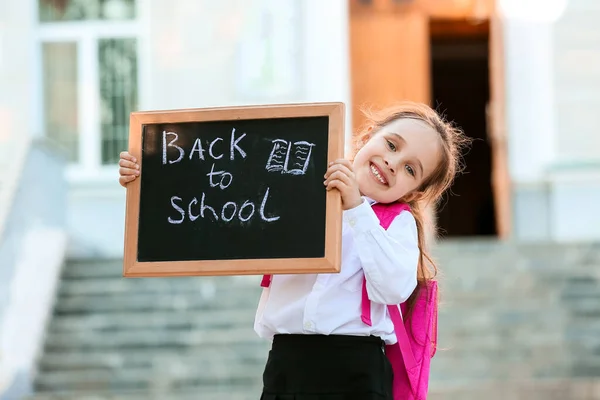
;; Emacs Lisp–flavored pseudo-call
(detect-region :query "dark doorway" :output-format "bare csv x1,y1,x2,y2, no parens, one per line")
430,19,496,236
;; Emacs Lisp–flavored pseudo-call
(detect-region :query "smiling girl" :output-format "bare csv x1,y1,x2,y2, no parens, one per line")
118,101,469,399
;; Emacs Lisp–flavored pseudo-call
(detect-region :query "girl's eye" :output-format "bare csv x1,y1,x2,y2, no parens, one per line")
405,165,415,177
386,140,396,151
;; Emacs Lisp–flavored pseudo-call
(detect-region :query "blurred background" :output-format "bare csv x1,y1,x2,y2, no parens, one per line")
1,0,599,399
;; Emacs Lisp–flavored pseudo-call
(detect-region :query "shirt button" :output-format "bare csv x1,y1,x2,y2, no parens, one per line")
304,321,313,330
348,218,356,227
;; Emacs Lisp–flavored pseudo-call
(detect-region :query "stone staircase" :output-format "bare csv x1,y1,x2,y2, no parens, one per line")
429,240,600,400
31,260,268,399
29,240,600,400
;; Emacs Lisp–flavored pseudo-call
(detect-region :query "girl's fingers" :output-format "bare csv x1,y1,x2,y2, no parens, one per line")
324,170,352,187
324,163,354,180
333,158,353,170
325,179,345,191
119,167,140,177
118,151,138,188
120,151,137,163
119,159,139,169
119,175,136,187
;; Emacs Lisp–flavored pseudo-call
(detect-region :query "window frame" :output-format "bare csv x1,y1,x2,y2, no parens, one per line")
37,6,143,183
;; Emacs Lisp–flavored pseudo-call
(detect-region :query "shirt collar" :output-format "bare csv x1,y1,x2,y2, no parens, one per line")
364,196,378,205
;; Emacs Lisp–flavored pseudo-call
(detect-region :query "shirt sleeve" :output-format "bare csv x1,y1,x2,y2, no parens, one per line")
343,199,419,305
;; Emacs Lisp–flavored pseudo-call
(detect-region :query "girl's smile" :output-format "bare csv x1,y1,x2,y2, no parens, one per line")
369,162,388,186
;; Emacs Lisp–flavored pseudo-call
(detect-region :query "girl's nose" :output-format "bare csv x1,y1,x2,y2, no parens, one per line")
383,159,396,175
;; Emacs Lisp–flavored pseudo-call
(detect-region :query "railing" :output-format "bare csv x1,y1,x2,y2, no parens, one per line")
0,136,68,400
0,134,32,243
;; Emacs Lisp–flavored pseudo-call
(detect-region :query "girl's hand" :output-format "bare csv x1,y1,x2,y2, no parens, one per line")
324,159,362,210
118,151,140,187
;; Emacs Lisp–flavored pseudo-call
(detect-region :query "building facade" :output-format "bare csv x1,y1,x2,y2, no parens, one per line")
1,1,600,398
0,0,598,251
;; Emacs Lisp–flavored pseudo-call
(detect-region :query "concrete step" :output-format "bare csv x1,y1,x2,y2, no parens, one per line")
434,241,600,273
28,387,263,400
53,288,262,315
57,275,260,296
48,309,256,334
43,326,263,352
562,277,600,318
34,362,263,393
37,346,269,373
431,347,572,383
437,309,568,340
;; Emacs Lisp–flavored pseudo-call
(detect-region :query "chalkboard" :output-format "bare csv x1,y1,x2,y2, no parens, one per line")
123,103,344,277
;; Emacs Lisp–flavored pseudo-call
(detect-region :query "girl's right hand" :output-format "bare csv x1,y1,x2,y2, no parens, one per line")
118,151,140,187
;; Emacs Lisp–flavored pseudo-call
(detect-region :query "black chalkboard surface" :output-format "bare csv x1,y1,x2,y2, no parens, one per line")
123,103,344,277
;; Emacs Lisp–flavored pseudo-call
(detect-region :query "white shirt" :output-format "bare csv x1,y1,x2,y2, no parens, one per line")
254,197,419,344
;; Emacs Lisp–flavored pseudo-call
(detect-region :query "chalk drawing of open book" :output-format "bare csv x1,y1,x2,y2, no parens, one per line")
265,139,316,175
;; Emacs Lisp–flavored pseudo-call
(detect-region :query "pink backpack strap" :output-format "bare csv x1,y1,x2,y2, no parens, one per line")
363,202,420,397
361,202,411,325
360,279,372,325
387,304,418,370
261,274,271,288
371,202,411,230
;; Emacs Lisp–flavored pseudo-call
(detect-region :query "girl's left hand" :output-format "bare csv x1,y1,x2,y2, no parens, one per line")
324,159,362,210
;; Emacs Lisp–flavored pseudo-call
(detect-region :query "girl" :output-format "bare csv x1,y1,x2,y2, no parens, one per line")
118,102,469,400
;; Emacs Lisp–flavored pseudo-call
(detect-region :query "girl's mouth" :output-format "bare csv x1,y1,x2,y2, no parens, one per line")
369,162,388,186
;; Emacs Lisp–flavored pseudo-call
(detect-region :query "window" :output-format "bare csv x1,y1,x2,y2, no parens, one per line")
38,0,138,173
39,0,136,22
99,38,137,164
42,42,79,162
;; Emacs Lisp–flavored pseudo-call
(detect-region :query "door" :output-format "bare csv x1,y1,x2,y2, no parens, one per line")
349,0,430,131
487,12,511,239
348,0,510,238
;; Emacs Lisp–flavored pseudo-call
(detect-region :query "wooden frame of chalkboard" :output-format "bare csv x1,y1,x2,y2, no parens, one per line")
123,102,345,277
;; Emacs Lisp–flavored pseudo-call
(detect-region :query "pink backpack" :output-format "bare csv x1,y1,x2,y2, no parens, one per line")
367,202,438,400
260,202,438,400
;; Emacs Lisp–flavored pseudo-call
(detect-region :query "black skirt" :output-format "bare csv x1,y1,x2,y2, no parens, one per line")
260,334,393,400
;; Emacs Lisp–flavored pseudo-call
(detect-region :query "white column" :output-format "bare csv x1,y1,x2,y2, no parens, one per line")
504,18,556,184
0,0,37,139
78,34,101,171
300,0,352,153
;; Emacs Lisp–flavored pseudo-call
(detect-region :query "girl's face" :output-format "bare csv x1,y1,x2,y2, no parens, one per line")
353,118,443,204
